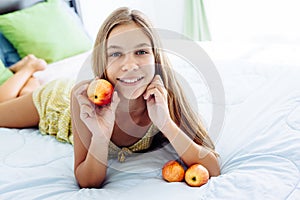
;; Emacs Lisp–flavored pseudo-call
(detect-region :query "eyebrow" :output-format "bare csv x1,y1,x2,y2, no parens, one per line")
107,43,152,51
135,43,152,48
107,45,122,50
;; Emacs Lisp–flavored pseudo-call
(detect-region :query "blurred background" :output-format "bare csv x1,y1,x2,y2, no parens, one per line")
79,0,300,44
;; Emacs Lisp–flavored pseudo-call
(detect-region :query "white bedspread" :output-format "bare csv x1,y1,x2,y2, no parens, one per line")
0,42,299,199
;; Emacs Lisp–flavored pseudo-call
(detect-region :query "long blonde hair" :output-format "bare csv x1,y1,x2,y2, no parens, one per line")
92,7,217,155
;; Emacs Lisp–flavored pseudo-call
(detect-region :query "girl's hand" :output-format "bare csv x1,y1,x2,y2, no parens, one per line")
143,75,171,131
74,81,120,139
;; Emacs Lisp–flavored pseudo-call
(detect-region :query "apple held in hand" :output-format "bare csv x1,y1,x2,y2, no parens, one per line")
185,164,209,187
162,160,185,182
87,79,114,106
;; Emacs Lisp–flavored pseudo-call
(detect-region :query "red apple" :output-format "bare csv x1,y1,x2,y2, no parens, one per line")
87,79,114,106
162,160,185,182
185,164,209,187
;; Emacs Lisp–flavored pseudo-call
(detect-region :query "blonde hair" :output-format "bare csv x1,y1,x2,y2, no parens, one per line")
92,7,217,156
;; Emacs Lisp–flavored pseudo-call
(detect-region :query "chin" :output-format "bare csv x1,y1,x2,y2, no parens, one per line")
119,86,147,100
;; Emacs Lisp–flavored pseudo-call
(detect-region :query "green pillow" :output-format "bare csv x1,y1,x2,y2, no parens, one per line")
0,59,13,85
0,0,92,63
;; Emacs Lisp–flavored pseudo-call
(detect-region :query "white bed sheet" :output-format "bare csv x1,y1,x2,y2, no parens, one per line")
1,42,300,199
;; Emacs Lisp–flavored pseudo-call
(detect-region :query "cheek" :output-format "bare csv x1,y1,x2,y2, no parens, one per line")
142,56,156,75
106,66,117,85
146,69,155,83
144,62,156,81
107,77,115,87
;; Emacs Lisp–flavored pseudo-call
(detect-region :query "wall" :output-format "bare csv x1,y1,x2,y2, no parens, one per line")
79,0,185,41
205,0,300,43
79,0,300,43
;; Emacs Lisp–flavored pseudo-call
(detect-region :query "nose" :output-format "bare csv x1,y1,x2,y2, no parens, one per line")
121,53,139,71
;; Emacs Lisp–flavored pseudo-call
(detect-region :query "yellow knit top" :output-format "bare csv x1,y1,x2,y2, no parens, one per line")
33,79,160,162
108,124,159,162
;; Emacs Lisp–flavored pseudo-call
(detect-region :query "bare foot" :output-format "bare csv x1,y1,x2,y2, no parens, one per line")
26,57,47,72
9,54,47,74
8,55,32,73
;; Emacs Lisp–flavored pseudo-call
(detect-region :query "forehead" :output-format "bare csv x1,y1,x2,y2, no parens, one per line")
107,22,151,49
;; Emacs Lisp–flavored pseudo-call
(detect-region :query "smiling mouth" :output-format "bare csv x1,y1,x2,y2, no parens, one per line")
117,76,144,84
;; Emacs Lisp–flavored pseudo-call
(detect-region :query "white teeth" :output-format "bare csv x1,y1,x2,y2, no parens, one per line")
119,77,143,83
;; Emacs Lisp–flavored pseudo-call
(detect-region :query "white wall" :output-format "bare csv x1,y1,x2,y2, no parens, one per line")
79,0,185,42
205,0,300,43
79,0,300,44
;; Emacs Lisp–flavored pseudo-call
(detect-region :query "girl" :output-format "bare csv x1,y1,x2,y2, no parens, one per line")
71,7,220,188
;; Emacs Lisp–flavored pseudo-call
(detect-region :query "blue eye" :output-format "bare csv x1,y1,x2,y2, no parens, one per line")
110,52,122,57
136,50,148,55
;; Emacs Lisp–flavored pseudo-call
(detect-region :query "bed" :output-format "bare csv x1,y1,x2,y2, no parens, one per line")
1,1,300,199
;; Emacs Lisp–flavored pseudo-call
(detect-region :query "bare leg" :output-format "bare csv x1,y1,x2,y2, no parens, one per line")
0,55,47,102
8,55,31,73
0,93,39,128
0,68,36,102
19,77,41,96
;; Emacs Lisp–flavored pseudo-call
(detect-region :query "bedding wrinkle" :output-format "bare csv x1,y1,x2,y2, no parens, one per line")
286,103,300,131
0,128,25,167
218,154,299,200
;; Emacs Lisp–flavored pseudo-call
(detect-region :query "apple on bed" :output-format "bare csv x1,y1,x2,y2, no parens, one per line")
162,160,185,182
184,164,209,187
87,79,114,106
162,160,209,187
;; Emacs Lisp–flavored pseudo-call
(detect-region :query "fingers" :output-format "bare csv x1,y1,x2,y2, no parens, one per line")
74,82,89,97
78,85,119,118
75,84,97,122
143,87,159,100
144,75,167,100
74,82,94,110
77,94,91,106
80,104,94,120
110,91,120,112
151,74,164,88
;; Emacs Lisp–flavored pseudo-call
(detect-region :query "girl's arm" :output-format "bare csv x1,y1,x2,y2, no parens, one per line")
144,75,220,177
71,81,119,188
72,125,110,188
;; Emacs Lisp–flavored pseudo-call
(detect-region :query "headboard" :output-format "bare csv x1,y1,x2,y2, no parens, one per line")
0,0,81,18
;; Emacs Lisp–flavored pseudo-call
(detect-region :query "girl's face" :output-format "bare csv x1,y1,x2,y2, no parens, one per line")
106,22,155,100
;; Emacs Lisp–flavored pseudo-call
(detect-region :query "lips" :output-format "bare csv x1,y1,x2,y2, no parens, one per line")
117,76,144,84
